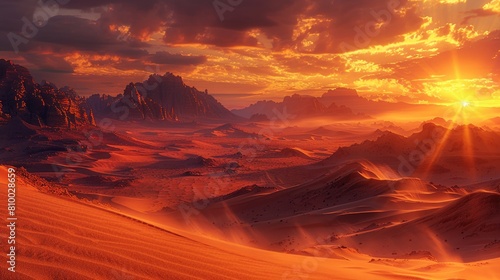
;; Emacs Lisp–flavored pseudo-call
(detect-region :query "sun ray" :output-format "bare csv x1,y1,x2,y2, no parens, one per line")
462,124,477,180
451,49,462,81
419,108,462,179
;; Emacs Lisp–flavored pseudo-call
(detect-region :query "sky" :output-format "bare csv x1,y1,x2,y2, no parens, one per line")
0,0,499,109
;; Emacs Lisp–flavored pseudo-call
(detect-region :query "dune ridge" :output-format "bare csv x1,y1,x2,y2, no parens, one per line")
2,166,500,279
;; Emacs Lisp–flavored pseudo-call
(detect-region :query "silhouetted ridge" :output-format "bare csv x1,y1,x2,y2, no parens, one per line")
232,93,369,120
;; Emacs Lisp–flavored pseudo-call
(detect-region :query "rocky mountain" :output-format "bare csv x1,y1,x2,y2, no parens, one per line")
320,87,360,106
0,59,95,128
234,87,448,120
87,73,236,121
323,123,500,184
232,93,369,120
232,100,279,119
0,59,237,126
320,88,447,117
86,83,177,121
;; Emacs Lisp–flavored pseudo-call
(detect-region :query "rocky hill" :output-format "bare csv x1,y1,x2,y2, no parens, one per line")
232,93,369,120
0,59,237,126
323,123,500,184
0,59,95,128
87,73,236,121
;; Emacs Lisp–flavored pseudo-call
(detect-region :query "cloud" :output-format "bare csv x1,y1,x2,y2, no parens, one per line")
354,78,410,94
0,11,150,58
0,0,496,103
0,0,38,33
69,0,427,54
425,0,466,4
0,0,428,64
149,51,207,65
462,0,500,24
484,0,500,13
288,0,425,53
33,16,149,58
274,54,346,75
361,32,500,100
21,53,74,73
0,2,208,81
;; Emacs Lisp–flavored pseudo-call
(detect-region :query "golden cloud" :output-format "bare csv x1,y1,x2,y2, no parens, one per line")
484,0,500,13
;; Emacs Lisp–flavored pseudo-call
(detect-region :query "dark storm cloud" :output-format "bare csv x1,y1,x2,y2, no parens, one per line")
58,0,425,53
35,16,116,48
157,0,424,53
0,0,150,58
22,15,149,58
296,0,424,53
0,0,37,32
63,0,159,11
1,0,426,57
161,0,301,47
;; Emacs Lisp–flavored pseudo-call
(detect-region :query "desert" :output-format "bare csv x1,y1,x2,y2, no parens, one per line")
1,1,500,279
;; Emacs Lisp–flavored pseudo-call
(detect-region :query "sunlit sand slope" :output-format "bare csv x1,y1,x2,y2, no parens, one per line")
1,166,499,280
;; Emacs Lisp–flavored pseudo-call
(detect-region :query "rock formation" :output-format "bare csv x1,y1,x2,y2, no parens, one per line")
0,59,95,128
232,93,369,120
88,73,236,121
0,59,236,126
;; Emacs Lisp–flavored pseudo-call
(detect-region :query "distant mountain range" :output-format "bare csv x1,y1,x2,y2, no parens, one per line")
232,93,371,120
323,122,500,184
233,87,449,120
1,58,493,129
0,59,237,127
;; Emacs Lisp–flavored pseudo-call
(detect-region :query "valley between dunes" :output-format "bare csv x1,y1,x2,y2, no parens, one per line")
1,166,499,280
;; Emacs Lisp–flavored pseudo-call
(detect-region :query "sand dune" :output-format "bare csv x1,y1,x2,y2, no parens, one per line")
261,148,313,159
197,123,260,138
0,166,323,279
1,109,500,279
170,160,499,266
306,126,358,138
336,191,500,262
325,123,500,185
2,167,500,279
5,166,499,279
99,132,161,149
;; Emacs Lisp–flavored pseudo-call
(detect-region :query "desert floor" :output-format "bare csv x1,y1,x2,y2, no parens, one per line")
1,119,499,279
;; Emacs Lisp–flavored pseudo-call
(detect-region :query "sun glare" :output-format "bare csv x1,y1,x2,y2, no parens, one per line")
449,98,486,125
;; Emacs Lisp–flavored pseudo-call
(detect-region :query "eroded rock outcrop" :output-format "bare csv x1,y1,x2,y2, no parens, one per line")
0,59,95,128
88,73,235,121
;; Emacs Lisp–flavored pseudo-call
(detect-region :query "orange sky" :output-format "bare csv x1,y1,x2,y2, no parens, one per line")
0,0,499,108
